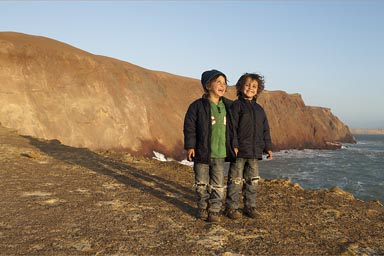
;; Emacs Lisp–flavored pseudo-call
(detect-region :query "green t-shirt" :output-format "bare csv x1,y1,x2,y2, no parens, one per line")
210,99,227,158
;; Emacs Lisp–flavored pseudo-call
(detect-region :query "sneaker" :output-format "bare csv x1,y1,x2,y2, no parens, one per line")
196,209,208,220
207,211,221,222
243,207,260,219
225,208,242,220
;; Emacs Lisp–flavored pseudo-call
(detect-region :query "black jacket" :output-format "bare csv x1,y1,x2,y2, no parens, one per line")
231,97,272,159
183,96,235,164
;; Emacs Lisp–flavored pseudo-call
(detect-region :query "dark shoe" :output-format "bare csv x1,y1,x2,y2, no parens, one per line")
243,207,260,219
207,211,221,222
225,208,242,220
196,208,208,220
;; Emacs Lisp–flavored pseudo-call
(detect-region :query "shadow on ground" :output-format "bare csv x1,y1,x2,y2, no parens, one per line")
23,136,196,217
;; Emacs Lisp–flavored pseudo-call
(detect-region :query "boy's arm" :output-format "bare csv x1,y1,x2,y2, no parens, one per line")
183,103,197,159
230,102,240,149
263,113,273,154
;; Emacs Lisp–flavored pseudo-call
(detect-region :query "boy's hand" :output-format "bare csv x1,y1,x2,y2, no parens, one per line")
266,150,273,159
187,149,195,161
234,147,238,156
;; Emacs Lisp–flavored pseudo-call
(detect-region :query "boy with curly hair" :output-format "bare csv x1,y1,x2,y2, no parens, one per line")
225,73,273,219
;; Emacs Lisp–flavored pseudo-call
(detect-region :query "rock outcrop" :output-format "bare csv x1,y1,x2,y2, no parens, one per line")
0,32,355,159
350,128,384,135
225,88,355,150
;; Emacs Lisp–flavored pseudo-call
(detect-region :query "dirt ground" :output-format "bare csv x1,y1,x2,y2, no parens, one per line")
0,125,383,256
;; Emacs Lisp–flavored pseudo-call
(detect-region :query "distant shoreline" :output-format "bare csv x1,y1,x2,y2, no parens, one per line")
350,128,384,135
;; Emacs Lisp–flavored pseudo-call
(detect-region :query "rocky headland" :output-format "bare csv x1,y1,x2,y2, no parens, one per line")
350,128,384,135
0,32,355,160
0,125,383,255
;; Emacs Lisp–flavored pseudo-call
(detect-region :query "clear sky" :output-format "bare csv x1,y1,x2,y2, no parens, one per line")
1,1,383,128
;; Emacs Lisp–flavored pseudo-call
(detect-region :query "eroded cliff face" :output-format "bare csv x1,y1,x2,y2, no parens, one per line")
256,91,355,150
224,88,355,150
0,32,355,159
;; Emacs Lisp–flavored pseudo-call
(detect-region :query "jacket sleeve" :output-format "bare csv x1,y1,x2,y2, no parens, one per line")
230,101,240,149
263,112,273,152
183,102,197,150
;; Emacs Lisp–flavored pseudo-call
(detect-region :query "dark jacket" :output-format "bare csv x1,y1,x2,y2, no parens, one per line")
231,97,272,159
183,96,235,164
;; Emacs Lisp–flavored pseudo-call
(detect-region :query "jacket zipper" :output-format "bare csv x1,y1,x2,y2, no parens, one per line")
249,100,256,157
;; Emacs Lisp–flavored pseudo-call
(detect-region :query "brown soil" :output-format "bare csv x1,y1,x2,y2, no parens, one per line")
0,125,383,256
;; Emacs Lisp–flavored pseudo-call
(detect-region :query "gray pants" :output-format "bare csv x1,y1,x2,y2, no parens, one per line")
193,158,225,213
226,158,260,209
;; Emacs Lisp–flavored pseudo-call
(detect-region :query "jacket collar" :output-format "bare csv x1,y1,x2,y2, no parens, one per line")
239,95,257,103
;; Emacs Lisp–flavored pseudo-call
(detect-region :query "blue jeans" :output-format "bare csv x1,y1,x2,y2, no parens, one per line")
193,158,225,213
226,158,260,209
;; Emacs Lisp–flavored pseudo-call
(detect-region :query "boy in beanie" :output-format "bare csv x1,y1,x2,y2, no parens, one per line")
225,73,272,220
183,69,235,222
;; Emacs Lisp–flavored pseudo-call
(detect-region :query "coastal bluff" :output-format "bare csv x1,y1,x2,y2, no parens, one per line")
350,128,384,135
0,32,355,159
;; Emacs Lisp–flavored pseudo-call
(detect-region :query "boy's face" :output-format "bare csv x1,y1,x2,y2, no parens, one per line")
243,77,258,100
207,75,227,98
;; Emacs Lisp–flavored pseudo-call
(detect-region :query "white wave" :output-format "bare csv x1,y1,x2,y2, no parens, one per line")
273,149,328,159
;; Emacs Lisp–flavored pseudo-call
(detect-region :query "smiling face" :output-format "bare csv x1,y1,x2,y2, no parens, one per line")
207,75,227,101
242,77,258,100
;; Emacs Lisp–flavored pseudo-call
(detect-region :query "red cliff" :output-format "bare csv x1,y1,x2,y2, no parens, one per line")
0,32,355,159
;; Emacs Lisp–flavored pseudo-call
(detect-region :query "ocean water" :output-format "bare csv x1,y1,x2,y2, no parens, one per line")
259,134,384,203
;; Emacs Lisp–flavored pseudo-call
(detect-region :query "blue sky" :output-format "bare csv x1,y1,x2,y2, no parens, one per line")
1,1,383,128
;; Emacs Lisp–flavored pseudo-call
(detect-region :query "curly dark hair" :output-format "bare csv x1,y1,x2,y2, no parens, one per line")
236,73,265,99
